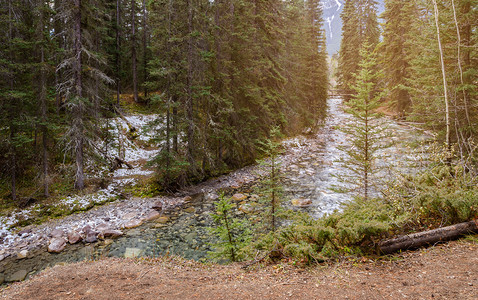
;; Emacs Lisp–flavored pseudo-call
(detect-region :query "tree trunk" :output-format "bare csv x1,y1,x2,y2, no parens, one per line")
39,9,49,197
432,0,451,153
8,0,16,202
142,0,148,98
173,99,178,153
379,221,478,254
451,0,471,134
54,0,62,113
131,0,138,103
74,0,85,190
116,0,121,105
186,0,195,172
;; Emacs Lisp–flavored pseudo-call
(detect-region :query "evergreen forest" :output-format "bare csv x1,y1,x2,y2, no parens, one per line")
0,0,477,280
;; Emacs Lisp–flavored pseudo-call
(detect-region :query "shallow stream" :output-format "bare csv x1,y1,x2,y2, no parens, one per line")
0,97,430,284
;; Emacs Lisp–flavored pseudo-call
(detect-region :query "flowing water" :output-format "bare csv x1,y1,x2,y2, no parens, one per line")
0,97,430,283
282,97,430,218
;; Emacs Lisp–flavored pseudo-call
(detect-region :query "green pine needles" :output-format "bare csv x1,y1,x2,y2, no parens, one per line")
208,193,251,262
336,43,389,200
256,126,285,233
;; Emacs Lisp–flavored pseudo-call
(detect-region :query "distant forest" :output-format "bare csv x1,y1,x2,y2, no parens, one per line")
0,0,328,200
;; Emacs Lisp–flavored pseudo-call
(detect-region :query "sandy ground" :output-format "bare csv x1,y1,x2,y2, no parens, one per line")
1,238,477,300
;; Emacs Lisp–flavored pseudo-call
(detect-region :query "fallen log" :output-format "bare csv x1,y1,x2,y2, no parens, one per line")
379,220,478,254
110,157,134,171
114,106,137,133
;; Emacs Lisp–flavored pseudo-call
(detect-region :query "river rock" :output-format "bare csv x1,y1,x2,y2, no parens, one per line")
205,192,219,201
183,196,193,202
103,239,114,246
16,250,28,259
291,198,312,207
123,219,143,229
85,231,98,243
50,229,64,238
6,269,27,282
152,201,163,210
184,232,197,242
0,273,4,284
157,216,171,223
96,223,110,232
68,230,82,244
82,225,92,234
17,228,32,236
103,229,123,238
48,238,67,253
184,207,195,213
239,203,256,214
249,194,260,201
231,193,247,202
123,212,137,220
145,210,161,221
124,248,142,258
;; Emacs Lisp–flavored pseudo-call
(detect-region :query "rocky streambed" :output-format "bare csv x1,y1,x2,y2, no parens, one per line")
0,97,430,285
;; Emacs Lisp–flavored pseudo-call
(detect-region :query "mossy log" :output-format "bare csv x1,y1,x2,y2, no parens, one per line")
379,220,478,254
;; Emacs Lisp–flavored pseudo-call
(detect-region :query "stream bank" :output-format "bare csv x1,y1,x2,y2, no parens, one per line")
0,97,430,284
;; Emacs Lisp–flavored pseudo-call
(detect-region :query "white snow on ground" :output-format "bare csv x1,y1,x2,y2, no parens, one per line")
0,113,165,252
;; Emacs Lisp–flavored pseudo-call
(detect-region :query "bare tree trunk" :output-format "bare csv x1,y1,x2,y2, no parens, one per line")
116,0,121,105
432,0,451,153
173,99,178,153
451,0,471,133
39,7,49,197
167,0,178,154
131,0,138,103
271,157,276,232
94,10,100,118
54,0,62,114
74,0,85,190
186,0,195,172
10,128,17,202
8,0,16,202
364,94,369,201
142,0,148,98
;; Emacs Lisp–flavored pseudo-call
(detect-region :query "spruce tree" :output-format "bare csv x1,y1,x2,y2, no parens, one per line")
381,0,415,117
337,43,387,200
56,0,113,189
337,0,380,101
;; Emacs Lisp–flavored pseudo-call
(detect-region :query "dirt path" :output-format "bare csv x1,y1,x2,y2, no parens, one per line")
2,238,477,300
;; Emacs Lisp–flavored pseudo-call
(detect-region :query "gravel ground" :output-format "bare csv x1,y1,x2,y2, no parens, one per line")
1,238,477,300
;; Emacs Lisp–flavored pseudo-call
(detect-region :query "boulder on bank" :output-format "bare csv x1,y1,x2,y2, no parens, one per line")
85,231,99,243
152,201,163,210
96,223,110,232
50,229,64,238
48,238,67,253
6,269,27,282
123,219,143,229
68,230,82,244
291,198,312,207
145,210,161,221
16,250,29,259
231,193,247,202
103,230,123,238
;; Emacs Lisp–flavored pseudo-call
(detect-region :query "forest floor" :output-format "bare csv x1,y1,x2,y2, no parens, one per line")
1,237,477,300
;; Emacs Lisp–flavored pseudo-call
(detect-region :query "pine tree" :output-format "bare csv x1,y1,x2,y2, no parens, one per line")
337,0,380,101
406,0,477,154
337,43,388,200
208,193,251,262
380,0,415,117
56,0,113,189
256,126,284,233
